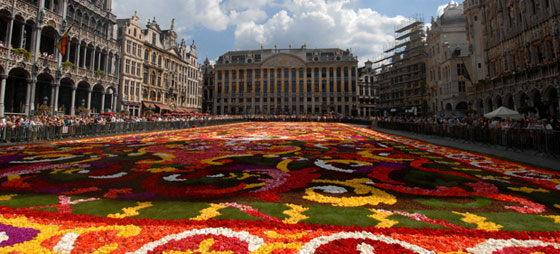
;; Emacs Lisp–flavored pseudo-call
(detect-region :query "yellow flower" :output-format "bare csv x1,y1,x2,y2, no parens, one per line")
107,202,153,219
453,212,503,231
507,186,549,193
192,203,227,220
368,209,398,228
282,204,309,224
303,178,397,207
0,194,17,201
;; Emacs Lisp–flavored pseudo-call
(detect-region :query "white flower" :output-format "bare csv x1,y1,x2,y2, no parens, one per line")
300,231,433,254
311,185,348,194
127,227,264,254
467,239,560,254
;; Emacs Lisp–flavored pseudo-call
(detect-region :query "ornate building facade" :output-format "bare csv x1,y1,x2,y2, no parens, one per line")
139,18,202,114
464,0,559,118
0,0,120,117
201,56,213,114
426,3,471,115
357,60,376,117
116,11,143,116
374,16,428,116
212,47,358,116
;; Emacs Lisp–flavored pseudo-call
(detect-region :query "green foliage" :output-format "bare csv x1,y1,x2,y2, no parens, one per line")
63,61,78,70
415,197,492,209
11,47,33,60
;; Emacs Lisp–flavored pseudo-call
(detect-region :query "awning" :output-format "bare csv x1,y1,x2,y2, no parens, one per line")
123,102,141,107
142,102,156,109
154,103,172,111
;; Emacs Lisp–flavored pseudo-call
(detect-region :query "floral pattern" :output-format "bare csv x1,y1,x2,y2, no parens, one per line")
0,122,558,252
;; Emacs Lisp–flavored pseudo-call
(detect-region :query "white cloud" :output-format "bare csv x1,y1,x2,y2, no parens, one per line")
113,0,408,65
233,0,406,64
436,1,457,17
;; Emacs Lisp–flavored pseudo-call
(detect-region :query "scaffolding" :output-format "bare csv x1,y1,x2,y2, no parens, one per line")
374,14,428,115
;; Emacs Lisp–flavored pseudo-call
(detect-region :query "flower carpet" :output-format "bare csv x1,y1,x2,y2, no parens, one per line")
0,122,558,253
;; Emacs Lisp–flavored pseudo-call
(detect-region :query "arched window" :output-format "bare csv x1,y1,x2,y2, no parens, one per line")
152,53,156,64
151,72,156,85
144,50,148,61
158,55,162,66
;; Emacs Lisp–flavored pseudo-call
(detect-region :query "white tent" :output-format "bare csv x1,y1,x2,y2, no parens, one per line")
484,106,523,120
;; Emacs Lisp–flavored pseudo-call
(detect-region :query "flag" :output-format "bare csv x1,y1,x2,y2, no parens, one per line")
56,26,71,57
462,63,472,83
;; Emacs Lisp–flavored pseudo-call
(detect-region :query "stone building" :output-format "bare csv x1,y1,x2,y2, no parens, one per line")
139,17,202,115
116,11,143,116
357,60,376,117
374,15,428,116
464,0,559,118
426,3,471,116
0,0,120,117
212,47,358,116
201,56,213,114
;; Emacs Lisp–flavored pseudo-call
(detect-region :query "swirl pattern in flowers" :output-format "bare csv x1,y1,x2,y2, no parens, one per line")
0,122,558,253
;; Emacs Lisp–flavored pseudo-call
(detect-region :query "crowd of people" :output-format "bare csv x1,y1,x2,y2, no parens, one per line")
0,114,247,129
375,115,560,131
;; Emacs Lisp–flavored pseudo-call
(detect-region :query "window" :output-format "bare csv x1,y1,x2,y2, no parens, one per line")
458,81,466,93
151,72,156,85
152,33,156,45
457,63,465,76
138,47,142,57
158,56,162,66
131,62,135,75
125,60,130,73
144,50,148,61
143,72,148,83
132,43,136,56
152,53,156,64
124,80,129,95
136,63,141,76
126,40,131,53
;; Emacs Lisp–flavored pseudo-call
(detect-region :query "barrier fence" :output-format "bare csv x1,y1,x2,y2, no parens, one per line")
376,121,560,156
0,119,245,144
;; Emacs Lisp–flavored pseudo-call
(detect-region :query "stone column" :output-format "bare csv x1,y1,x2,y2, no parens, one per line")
29,79,37,115
25,80,32,115
53,81,60,114
113,93,118,112
104,52,109,73
90,48,96,71
31,25,42,65
87,88,92,111
50,82,56,109
76,42,81,67
310,67,315,114
19,23,24,49
0,75,6,117
100,90,105,113
96,50,101,71
70,86,76,116
5,15,13,49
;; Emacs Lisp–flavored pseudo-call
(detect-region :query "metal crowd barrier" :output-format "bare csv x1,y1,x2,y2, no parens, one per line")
0,119,246,144
376,121,560,156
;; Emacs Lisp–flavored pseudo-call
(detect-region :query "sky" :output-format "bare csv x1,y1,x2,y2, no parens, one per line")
112,0,455,66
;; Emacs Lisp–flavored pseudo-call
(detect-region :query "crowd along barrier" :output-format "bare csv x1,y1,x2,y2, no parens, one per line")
0,119,246,144
376,121,560,156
